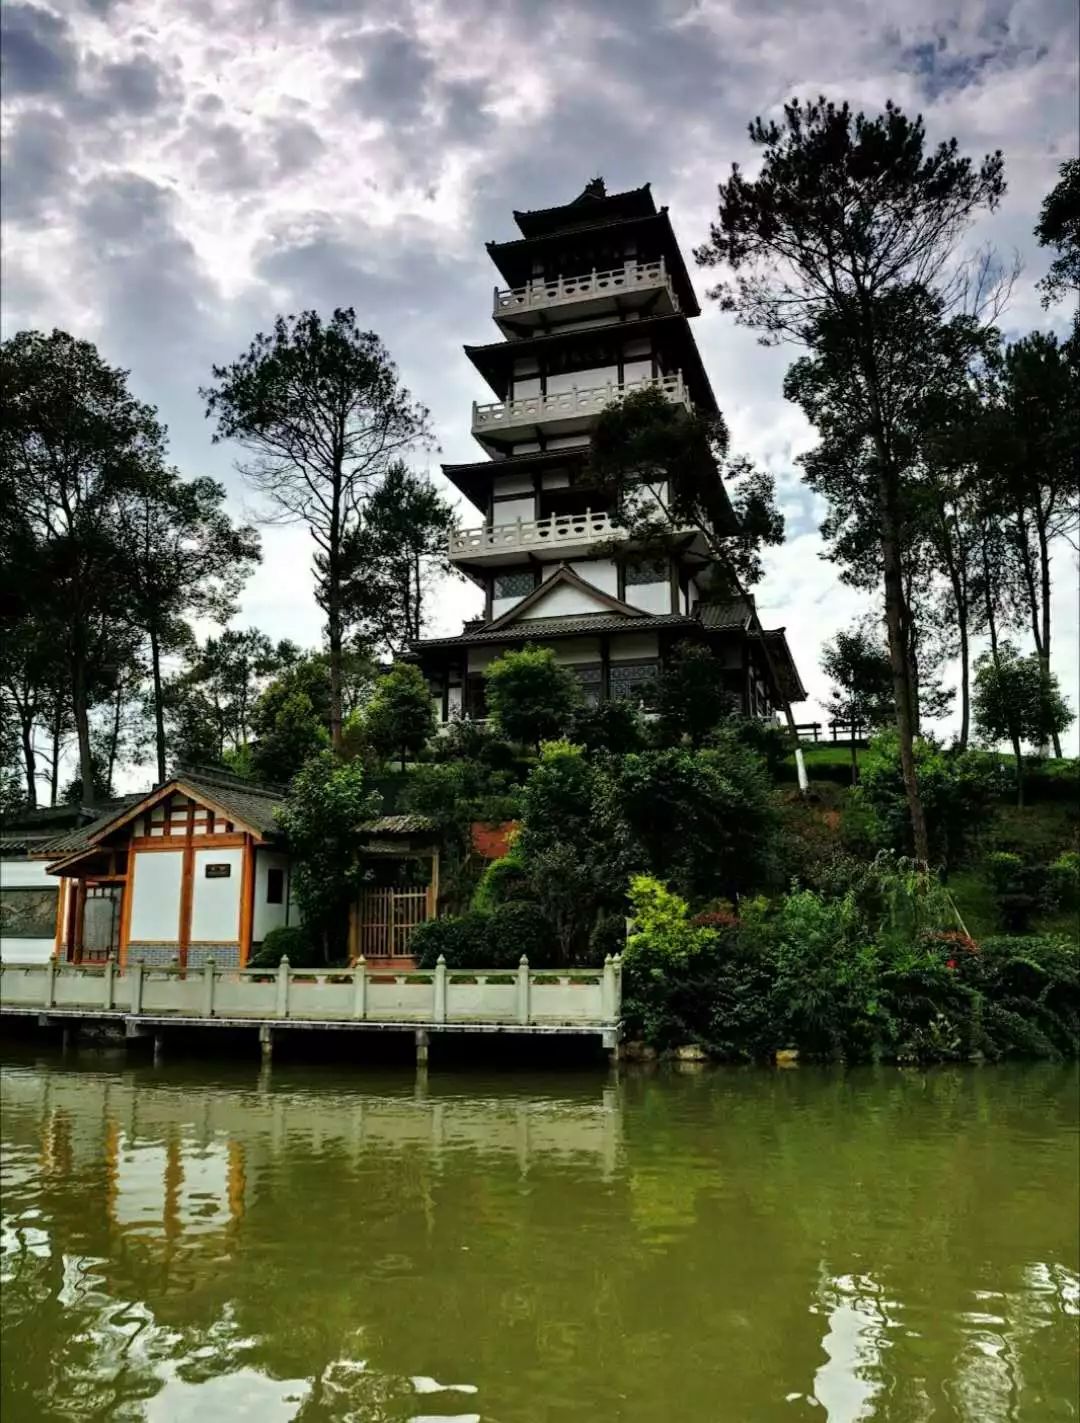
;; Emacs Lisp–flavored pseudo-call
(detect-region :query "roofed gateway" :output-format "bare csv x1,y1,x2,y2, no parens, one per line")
411,179,806,722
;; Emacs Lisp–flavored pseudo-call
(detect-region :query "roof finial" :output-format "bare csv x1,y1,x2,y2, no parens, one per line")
583,176,606,198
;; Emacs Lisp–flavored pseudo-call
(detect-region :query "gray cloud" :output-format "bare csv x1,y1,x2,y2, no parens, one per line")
98,53,170,115
0,108,72,223
0,3,77,96
339,27,436,126
2,0,1076,749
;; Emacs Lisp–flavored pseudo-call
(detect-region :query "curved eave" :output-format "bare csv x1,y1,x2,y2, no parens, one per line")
512,183,655,238
442,447,590,510
486,210,700,318
464,313,719,416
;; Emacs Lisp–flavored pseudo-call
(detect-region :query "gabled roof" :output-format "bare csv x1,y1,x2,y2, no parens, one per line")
412,612,701,649
41,795,145,860
487,564,652,630
45,770,286,871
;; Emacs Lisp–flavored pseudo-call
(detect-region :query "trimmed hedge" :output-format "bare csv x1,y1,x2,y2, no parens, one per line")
412,901,559,969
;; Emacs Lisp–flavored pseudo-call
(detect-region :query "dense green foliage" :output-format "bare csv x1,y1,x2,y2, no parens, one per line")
361,663,436,769
484,647,582,748
249,924,319,968
277,752,380,961
622,868,1078,1063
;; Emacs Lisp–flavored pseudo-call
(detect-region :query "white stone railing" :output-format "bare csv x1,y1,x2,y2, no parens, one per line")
494,259,675,317
472,371,688,435
0,954,622,1027
449,508,625,557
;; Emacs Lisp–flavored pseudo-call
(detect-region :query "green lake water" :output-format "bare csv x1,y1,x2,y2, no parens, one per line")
1,1047,1077,1421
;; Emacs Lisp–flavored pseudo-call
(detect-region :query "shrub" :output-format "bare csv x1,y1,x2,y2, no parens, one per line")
1047,852,1080,911
249,924,319,968
411,903,558,969
412,912,490,968
854,733,1001,868
977,935,1080,1058
485,901,557,967
471,851,531,913
567,698,647,755
485,647,582,747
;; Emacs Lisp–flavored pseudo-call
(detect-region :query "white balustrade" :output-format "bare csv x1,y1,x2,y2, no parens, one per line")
471,372,688,437
0,954,622,1027
493,259,675,316
449,508,624,557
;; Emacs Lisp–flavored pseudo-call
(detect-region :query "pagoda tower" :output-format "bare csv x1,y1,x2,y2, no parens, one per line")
411,179,805,722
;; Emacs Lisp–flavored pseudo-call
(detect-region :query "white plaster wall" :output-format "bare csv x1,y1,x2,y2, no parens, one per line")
253,850,290,942
551,638,601,665
129,849,183,942
610,633,659,661
519,582,612,619
625,581,671,614
191,847,243,942
569,559,618,595
493,473,536,495
468,646,502,672
0,939,53,961
1,859,55,889
491,497,535,525
492,595,520,619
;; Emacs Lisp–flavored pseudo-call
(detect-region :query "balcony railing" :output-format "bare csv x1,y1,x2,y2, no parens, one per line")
471,372,689,439
450,509,625,559
493,259,676,319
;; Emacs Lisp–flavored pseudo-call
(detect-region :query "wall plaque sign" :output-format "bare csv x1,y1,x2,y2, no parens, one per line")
205,863,232,878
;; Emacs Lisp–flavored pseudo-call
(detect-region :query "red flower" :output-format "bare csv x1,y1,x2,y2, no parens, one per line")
946,958,957,970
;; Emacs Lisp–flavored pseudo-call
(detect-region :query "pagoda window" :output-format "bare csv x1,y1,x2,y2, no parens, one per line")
624,556,668,586
609,660,660,707
493,570,536,601
569,663,603,706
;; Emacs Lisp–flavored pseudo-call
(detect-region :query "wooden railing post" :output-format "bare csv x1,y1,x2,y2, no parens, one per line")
434,955,447,1023
103,956,116,1011
44,953,57,1009
275,956,290,1018
352,956,367,1020
130,959,144,1015
202,957,216,1017
517,955,530,1025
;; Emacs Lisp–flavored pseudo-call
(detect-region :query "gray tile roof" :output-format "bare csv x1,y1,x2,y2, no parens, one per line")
42,796,144,859
358,815,436,835
177,772,285,836
413,612,700,649
696,599,754,630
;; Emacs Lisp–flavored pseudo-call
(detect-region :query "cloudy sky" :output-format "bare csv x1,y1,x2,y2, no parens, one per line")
2,0,1077,756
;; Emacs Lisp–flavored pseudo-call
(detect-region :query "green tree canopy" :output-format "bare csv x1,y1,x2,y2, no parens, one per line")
202,310,431,750
277,752,380,962
484,647,582,749
697,97,1006,860
972,644,1074,805
361,663,436,769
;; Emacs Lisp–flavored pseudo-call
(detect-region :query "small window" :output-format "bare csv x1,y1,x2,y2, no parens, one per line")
624,557,668,586
494,570,535,600
571,664,603,706
610,660,660,707
266,867,284,905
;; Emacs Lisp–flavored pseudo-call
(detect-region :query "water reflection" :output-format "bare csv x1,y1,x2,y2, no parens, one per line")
1,1052,1077,1421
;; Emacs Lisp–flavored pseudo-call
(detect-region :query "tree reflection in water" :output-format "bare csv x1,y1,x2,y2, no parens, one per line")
1,1054,1077,1421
